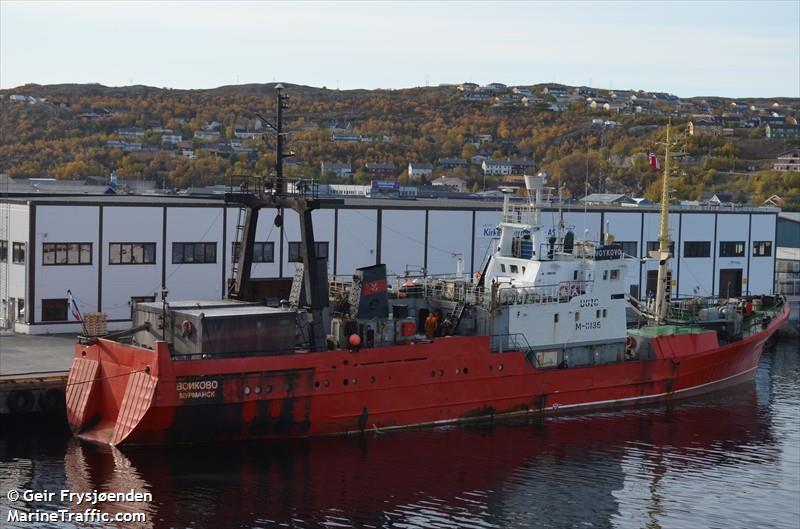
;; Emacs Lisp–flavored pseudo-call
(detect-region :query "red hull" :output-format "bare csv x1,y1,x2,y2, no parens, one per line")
66,303,789,445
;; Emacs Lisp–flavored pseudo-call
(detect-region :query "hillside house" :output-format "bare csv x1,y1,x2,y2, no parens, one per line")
437,157,468,170
321,162,353,179
117,127,145,138
408,162,433,181
365,162,397,178
774,149,800,172
194,130,221,141
688,121,723,137
161,132,183,144
482,160,513,177
766,124,800,140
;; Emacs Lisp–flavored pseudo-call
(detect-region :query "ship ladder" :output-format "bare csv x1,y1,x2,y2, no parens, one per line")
447,301,467,333
228,206,247,296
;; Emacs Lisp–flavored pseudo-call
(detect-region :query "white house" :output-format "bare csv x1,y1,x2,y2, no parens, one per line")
321,162,353,179
482,160,513,176
161,132,183,144
408,163,433,182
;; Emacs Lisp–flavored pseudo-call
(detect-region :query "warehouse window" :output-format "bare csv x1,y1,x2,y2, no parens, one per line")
0,241,6,261
42,243,92,265
232,241,275,263
172,242,216,264
42,298,68,322
287,241,329,263
12,242,25,264
646,241,675,255
684,241,711,258
618,241,638,258
719,241,745,257
752,241,772,257
109,243,156,265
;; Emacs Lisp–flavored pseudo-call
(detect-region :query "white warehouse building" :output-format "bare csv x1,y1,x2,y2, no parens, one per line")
0,195,780,334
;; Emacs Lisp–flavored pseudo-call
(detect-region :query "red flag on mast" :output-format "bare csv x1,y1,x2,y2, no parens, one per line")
648,153,661,170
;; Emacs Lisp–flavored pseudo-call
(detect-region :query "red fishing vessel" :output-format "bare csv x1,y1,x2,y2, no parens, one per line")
65,89,789,445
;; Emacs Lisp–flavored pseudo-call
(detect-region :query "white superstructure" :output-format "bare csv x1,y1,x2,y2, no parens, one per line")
482,174,627,352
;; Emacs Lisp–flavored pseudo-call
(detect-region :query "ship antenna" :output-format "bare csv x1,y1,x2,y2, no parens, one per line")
654,119,673,323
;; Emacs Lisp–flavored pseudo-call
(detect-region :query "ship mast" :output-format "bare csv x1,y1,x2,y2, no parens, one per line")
653,121,673,323
226,85,340,352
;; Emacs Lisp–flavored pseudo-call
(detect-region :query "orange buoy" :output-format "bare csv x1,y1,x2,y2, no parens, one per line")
348,334,362,347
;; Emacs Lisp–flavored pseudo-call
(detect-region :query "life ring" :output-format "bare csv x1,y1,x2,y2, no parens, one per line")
6,390,35,414
474,271,481,282
181,319,193,337
570,284,580,297
625,336,635,352
558,285,570,298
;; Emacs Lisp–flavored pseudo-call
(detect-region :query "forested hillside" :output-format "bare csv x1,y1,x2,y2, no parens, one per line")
1,82,798,204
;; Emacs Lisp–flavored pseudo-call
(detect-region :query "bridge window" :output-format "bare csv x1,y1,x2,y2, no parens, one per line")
510,265,518,273
500,264,506,273
554,313,559,323
575,312,580,321
610,269,620,280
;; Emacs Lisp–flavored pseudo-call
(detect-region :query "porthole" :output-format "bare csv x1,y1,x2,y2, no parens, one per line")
498,364,504,371
431,370,436,377
324,380,330,387
265,385,273,394
343,379,349,386
244,386,251,395
254,386,262,394
463,367,469,374
286,385,292,392
314,381,321,389
455,368,461,375
352,378,358,385
438,369,444,377
488,365,493,372
370,376,376,383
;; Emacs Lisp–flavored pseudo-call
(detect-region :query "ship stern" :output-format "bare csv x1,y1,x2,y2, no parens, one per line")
66,339,163,445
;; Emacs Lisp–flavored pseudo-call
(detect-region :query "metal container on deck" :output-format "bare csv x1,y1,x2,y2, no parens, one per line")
133,301,295,356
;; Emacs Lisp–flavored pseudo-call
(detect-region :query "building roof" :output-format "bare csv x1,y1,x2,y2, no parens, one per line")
431,176,466,185
2,192,780,214
580,193,635,205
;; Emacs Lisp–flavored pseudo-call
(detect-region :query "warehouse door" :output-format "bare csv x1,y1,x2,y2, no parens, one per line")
719,269,742,298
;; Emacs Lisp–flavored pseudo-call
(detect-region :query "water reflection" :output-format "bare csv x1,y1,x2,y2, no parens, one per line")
1,342,797,529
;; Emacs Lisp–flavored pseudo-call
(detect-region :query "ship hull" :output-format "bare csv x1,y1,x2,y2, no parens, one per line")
66,303,789,445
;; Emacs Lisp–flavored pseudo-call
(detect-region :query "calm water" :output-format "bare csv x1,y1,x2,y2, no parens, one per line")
1,339,798,529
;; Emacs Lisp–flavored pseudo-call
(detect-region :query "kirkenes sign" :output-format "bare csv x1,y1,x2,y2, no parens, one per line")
595,245,622,261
